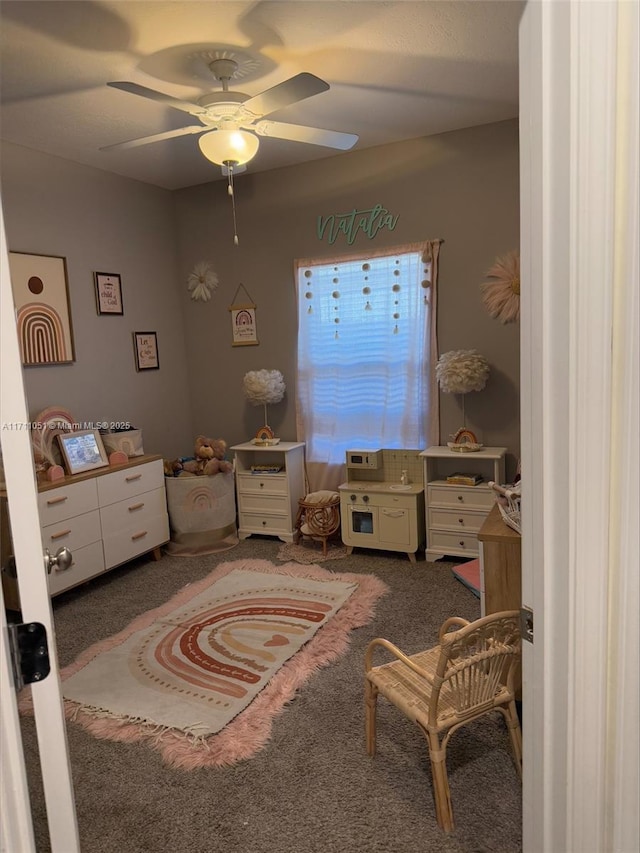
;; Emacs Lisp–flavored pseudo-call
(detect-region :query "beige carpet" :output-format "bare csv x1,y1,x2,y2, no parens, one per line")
277,540,348,564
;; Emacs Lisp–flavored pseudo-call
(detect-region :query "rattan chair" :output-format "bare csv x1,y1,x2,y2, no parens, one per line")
294,490,341,556
365,610,522,832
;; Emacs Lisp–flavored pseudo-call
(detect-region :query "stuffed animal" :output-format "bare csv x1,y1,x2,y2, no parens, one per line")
180,435,233,477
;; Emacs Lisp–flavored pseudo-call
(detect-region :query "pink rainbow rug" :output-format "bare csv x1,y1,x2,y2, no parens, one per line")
22,559,388,770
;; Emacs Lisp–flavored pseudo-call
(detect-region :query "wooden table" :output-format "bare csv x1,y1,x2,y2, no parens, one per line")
477,503,522,617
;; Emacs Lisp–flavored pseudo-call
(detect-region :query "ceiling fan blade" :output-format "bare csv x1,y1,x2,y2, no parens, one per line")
100,125,205,151
107,81,205,116
253,120,358,150
241,73,329,119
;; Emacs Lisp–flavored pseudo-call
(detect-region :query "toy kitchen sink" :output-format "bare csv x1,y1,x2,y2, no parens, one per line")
338,449,425,562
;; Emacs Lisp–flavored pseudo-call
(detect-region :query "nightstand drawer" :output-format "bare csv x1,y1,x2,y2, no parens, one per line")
428,529,479,554
41,509,101,553
428,508,485,532
237,473,288,494
238,512,290,534
428,484,494,510
97,459,164,506
38,479,98,526
238,492,289,514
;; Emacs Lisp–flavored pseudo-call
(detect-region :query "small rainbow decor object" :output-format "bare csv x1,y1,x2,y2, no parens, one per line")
447,427,483,453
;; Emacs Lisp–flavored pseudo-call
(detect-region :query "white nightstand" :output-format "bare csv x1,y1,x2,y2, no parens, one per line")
419,446,507,560
231,442,306,543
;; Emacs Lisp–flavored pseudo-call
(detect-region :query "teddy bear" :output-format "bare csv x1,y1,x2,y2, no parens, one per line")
179,435,233,477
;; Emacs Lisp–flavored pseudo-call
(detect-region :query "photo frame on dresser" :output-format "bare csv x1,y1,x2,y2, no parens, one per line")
57,429,109,475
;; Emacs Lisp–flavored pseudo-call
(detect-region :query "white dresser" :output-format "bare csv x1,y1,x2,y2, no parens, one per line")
2,455,169,604
231,441,306,543
420,446,506,560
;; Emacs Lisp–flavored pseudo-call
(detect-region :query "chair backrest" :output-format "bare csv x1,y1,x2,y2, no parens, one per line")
428,610,521,724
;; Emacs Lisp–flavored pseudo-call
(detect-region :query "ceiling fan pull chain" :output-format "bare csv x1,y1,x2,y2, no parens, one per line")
227,165,240,245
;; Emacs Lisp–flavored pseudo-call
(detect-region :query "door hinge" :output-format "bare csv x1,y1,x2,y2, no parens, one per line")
7,621,51,690
520,607,534,644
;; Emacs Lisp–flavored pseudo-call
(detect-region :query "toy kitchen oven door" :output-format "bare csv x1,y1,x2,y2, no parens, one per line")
339,449,425,563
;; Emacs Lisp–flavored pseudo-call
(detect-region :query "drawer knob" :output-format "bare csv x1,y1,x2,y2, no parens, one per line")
458,518,464,524
260,482,264,488
457,495,463,502
126,473,142,482
262,520,267,526
131,531,148,541
459,540,465,547
128,502,145,512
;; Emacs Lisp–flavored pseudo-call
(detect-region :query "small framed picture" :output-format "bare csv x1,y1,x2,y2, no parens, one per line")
95,272,123,315
229,303,259,346
57,430,109,475
133,331,159,371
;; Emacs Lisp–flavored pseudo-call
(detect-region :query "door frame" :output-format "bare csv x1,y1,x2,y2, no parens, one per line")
0,201,80,851
519,1,639,851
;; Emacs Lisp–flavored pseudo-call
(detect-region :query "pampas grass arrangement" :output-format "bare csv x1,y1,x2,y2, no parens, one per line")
481,250,520,323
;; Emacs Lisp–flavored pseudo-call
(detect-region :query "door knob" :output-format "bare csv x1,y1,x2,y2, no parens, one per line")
43,546,73,575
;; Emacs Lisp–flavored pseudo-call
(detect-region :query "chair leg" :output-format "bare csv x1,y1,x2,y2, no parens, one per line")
504,701,523,778
426,729,454,832
365,679,378,756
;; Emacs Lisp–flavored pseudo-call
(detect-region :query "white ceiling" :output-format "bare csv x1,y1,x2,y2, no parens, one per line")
0,1,524,191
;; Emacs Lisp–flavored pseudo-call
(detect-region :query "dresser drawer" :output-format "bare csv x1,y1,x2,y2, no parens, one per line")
428,508,486,532
102,512,169,569
48,540,105,596
238,492,289,514
41,509,102,553
38,479,98,526
97,459,164,507
99,487,167,538
428,484,494,510
428,529,479,555
236,473,288,495
238,511,290,534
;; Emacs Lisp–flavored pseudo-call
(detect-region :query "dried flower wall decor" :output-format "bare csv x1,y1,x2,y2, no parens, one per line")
187,262,218,302
481,250,520,323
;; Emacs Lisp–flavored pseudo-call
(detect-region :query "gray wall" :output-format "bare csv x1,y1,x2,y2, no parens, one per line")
1,143,193,459
2,119,520,478
174,119,520,477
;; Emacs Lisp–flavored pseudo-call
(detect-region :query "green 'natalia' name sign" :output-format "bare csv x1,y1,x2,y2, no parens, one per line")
317,204,399,245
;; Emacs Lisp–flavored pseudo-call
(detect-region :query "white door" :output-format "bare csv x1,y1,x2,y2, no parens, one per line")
0,203,80,850
519,2,639,852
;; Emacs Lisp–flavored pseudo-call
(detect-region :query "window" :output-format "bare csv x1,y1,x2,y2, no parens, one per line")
295,240,441,489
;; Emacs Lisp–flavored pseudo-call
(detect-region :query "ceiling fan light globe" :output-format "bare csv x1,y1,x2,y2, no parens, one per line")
198,129,259,166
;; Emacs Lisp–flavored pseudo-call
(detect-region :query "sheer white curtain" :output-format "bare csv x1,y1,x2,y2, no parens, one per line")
294,240,441,491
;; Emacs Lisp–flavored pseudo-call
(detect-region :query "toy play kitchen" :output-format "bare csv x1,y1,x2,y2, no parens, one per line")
339,449,425,562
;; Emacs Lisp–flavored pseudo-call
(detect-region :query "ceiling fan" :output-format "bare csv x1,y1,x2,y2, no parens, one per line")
103,58,358,173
